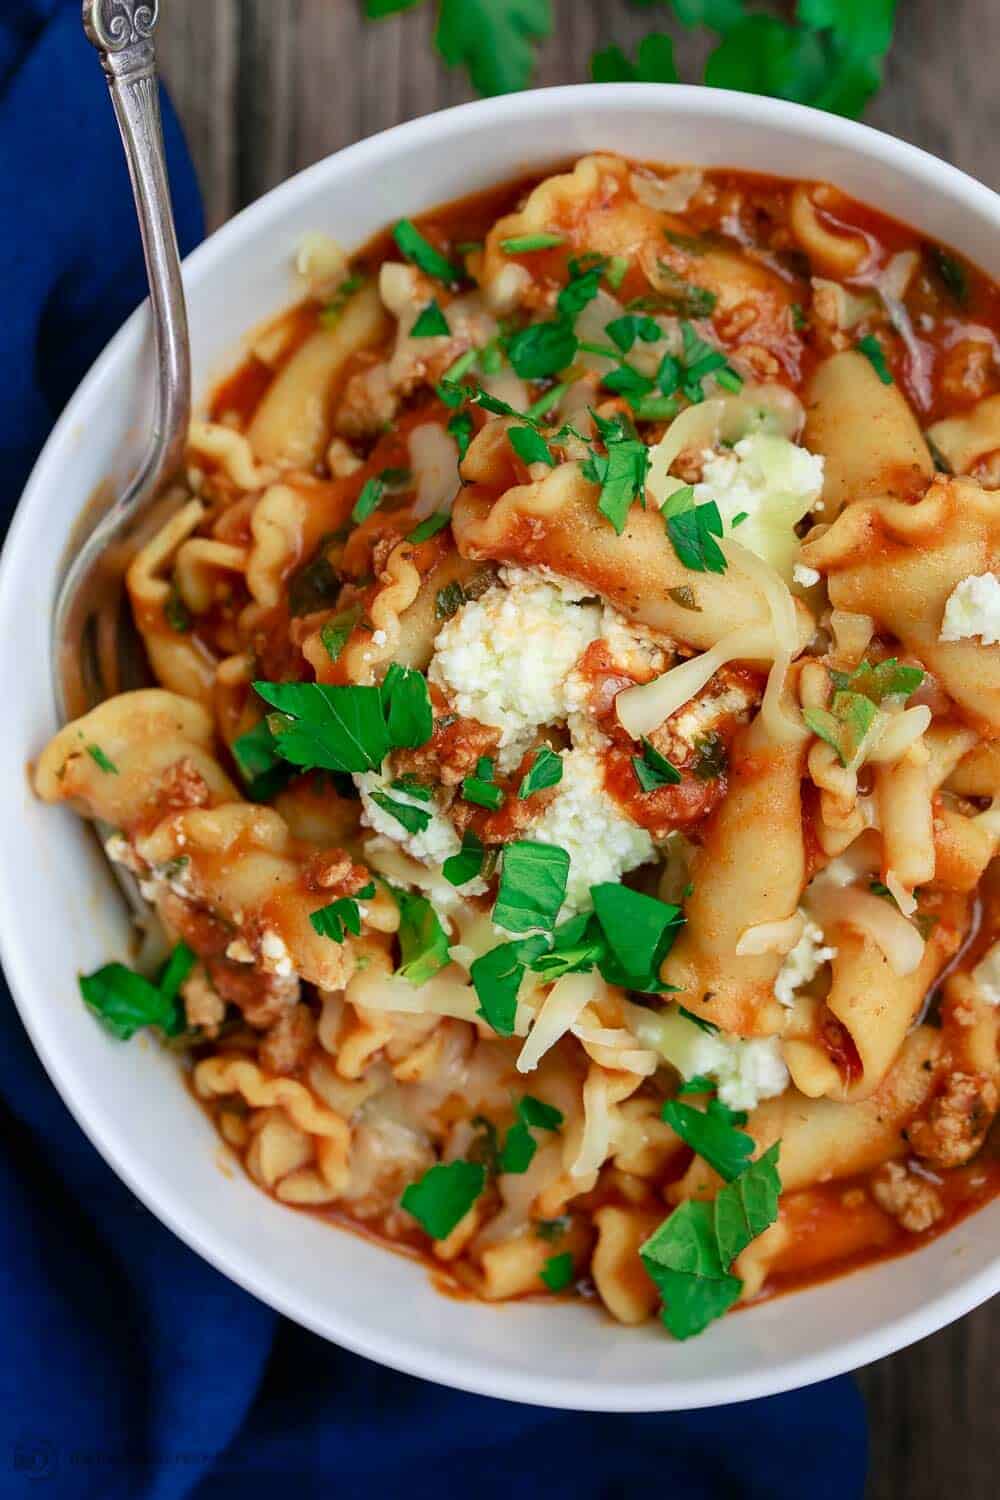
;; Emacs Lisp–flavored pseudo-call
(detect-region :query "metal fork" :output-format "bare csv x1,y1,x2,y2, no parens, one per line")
55,0,190,724
54,1,191,920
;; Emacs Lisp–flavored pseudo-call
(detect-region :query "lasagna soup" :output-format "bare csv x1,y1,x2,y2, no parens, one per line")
37,156,1000,1338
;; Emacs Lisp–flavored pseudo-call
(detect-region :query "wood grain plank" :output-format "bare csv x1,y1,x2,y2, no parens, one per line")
153,6,1000,1497
156,0,238,229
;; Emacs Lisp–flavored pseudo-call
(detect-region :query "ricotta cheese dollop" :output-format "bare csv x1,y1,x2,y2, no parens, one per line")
695,432,824,581
939,572,1000,646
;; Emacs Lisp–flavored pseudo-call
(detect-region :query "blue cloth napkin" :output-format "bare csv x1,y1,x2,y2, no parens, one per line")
0,4,868,1496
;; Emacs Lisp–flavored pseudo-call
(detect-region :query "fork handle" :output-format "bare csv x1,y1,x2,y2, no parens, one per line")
81,0,190,492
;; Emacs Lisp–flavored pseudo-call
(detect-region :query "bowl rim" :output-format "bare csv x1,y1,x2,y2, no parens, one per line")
3,81,999,1412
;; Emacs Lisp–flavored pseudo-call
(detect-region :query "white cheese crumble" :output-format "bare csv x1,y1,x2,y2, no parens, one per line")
429,569,601,769
260,929,294,978
635,1006,789,1112
973,940,1000,1005
528,745,656,918
356,772,462,864
939,572,1000,646
774,914,838,1008
792,562,821,588
695,433,824,581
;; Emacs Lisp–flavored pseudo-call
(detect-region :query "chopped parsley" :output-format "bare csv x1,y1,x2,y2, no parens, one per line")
320,605,361,664
582,421,650,534
85,744,118,775
590,884,684,993
410,299,450,338
231,718,296,802
518,746,563,800
633,738,682,792
856,333,893,384
649,264,717,319
368,789,433,835
504,317,578,380
79,941,195,1041
667,584,700,611
442,829,486,887
401,1160,486,1240
605,313,663,354
501,232,565,254
435,579,467,620
310,883,375,943
691,733,727,782
493,841,570,934
665,498,727,574
392,885,451,985
461,756,505,810
535,1215,571,1242
829,657,924,703
500,1093,564,1174
470,934,549,1035
447,409,474,460
661,1091,755,1182
640,1143,782,1340
539,1251,575,1292
393,218,461,285
408,512,450,543
803,691,878,768
678,1005,719,1035
509,425,556,467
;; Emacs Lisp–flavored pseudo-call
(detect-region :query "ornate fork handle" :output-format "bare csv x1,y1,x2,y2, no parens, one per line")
77,0,190,526
56,0,191,730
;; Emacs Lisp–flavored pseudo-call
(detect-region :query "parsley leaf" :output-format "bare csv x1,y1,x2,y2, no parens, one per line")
471,934,549,1035
500,1094,564,1174
557,256,606,321
369,789,433,835
401,1160,486,1239
494,841,570,934
519,746,563,800
713,1143,783,1263
79,943,194,1041
393,218,461,284
320,605,361,664
691,732,727,781
605,313,663,354
310,883,375,944
828,657,924,703
231,718,296,802
856,333,893,383
461,754,505,810
651,264,718,320
509,426,556,467
665,499,727,574
320,270,367,326
410,299,450,338
528,912,606,983
254,673,432,775
352,475,386,525
288,552,340,616
633,738,682,792
583,431,650,534
540,1251,576,1291
380,663,435,748
434,0,552,97
505,318,578,380
590,884,684,993
803,690,878,768
678,1005,719,1035
392,886,452,985
591,32,679,84
447,409,474,460
661,1095,755,1182
442,829,486,887
435,579,467,621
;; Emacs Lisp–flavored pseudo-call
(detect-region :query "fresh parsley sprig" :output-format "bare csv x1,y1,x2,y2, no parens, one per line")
253,664,433,776
79,942,196,1042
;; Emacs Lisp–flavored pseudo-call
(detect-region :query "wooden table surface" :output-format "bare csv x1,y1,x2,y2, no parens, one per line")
158,4,999,1495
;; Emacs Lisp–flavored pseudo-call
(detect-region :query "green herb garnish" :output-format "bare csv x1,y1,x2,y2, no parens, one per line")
500,1093,564,1174
310,883,375,943
410,299,451,338
253,667,432,774
320,271,366,326
401,1160,486,1240
509,426,556,467
493,841,570,934
79,942,195,1041
447,409,474,460
501,232,565,254
633,738,682,792
505,318,578,380
665,498,727,574
86,744,118,775
856,334,893,384
442,829,486,887
320,605,361,664
828,657,924,703
408,512,450,543
392,885,452,985
393,218,462,285
518,746,563,800
803,691,879,767
540,1251,575,1292
470,934,549,1035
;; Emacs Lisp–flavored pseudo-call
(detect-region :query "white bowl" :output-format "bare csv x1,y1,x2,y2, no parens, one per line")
2,84,998,1412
